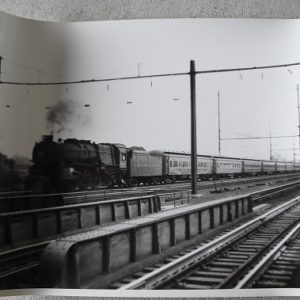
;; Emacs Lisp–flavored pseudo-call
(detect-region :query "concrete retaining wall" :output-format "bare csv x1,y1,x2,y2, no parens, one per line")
38,194,252,288
0,195,161,248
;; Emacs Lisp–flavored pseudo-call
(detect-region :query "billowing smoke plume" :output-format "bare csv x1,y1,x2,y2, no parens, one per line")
46,99,91,134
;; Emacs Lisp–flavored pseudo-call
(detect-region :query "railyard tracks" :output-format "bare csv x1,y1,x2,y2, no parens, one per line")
1,172,300,207
46,172,300,204
113,195,300,289
251,229,300,288
0,241,49,287
0,173,298,222
1,179,300,289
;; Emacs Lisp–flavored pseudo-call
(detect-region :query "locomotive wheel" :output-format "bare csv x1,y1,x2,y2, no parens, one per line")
163,176,170,184
91,176,100,189
118,178,126,187
106,178,114,188
170,176,176,183
127,179,137,187
57,179,77,192
152,177,160,185
78,178,88,190
30,175,48,193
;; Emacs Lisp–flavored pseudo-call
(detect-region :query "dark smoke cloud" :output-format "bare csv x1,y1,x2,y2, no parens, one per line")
46,99,91,134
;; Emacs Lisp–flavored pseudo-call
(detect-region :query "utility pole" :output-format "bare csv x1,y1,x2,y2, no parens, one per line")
297,84,300,157
269,122,273,160
190,60,197,195
218,91,221,155
0,57,3,152
137,63,140,77
293,138,296,164
0,56,2,81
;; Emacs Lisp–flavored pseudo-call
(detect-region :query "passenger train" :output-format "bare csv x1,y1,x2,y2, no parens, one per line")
25,135,300,192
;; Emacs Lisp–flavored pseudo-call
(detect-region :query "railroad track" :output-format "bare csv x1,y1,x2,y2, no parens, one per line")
63,173,300,204
1,179,300,289
1,173,299,212
110,195,300,289
0,241,49,288
250,225,300,288
0,172,298,201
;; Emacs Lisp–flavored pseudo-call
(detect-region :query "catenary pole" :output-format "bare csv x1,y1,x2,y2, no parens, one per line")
293,139,296,164
269,122,273,160
190,60,197,195
218,91,221,155
297,84,300,158
0,56,2,81
0,56,2,150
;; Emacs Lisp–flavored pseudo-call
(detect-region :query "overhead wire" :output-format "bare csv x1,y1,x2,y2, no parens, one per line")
1,55,145,83
1,55,77,81
0,60,300,86
222,135,298,140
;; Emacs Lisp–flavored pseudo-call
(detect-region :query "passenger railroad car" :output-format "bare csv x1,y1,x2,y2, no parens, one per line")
214,157,243,177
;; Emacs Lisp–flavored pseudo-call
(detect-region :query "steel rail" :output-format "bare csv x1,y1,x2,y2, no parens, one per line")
0,241,50,281
118,195,300,289
1,180,299,219
234,221,300,289
0,262,39,280
2,172,298,200
251,183,300,202
1,173,298,214
49,179,300,207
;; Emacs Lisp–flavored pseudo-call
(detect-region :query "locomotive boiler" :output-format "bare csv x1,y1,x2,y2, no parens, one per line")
26,135,127,192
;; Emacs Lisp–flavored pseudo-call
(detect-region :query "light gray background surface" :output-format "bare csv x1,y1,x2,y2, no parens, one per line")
0,0,300,21
0,0,300,298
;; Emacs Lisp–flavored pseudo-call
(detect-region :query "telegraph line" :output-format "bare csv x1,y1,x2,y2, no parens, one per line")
0,71,187,85
0,56,300,85
221,135,298,141
0,55,142,83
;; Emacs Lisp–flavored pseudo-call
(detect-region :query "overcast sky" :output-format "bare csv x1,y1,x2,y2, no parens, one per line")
1,12,300,161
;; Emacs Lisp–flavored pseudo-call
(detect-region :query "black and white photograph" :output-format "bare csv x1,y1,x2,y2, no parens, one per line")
2,10,300,293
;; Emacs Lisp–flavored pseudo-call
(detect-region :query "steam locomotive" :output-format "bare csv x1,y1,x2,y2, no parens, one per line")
25,135,300,192
0,153,20,191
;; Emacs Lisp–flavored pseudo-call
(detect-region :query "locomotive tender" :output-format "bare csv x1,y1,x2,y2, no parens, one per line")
26,135,300,192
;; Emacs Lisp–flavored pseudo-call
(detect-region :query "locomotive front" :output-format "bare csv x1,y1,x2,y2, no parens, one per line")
26,135,62,191
26,136,129,192
26,135,101,191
